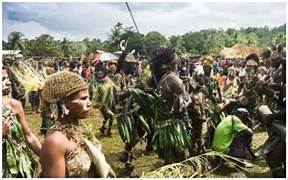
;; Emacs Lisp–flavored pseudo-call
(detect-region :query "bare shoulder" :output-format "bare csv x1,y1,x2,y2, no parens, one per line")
9,98,23,111
42,131,68,153
167,73,185,94
40,131,68,177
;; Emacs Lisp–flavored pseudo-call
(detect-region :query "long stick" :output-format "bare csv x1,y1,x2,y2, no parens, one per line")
125,2,158,86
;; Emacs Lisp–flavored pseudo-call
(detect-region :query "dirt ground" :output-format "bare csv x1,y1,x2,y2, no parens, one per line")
24,105,271,178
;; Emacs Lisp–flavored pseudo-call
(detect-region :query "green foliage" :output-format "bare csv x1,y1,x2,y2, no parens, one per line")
272,31,286,45
247,32,260,47
26,34,63,57
181,24,285,56
3,106,37,178
105,22,145,54
3,40,9,50
4,24,285,57
182,31,204,56
60,38,73,57
122,31,144,55
70,41,88,56
82,38,105,55
201,29,226,55
7,32,25,52
145,31,168,56
105,22,129,52
169,35,186,54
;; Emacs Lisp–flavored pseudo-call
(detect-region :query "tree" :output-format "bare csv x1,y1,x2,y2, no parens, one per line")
2,40,8,50
225,28,237,47
121,30,144,55
4,24,286,58
169,35,186,55
7,32,25,51
106,22,126,52
198,29,224,55
272,32,286,46
255,26,272,48
234,31,247,45
29,34,63,57
247,32,259,47
144,31,168,56
106,23,144,53
83,38,104,55
70,42,87,56
182,31,204,56
60,38,72,57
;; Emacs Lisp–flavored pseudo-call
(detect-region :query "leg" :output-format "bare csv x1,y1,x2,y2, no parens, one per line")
145,121,154,153
266,142,286,178
99,107,108,135
106,108,115,136
106,118,114,136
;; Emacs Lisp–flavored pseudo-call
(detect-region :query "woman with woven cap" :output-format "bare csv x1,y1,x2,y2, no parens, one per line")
40,71,112,178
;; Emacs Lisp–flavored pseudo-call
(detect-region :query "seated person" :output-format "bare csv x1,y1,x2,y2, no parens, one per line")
212,108,254,166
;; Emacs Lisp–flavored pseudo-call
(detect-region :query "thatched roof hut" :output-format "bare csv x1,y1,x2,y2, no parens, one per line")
220,43,260,59
220,48,236,59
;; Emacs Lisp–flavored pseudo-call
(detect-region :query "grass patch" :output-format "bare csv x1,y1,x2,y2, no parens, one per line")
24,103,271,178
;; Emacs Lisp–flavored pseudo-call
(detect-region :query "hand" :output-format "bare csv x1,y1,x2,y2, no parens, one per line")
2,117,12,136
262,114,273,125
94,138,102,151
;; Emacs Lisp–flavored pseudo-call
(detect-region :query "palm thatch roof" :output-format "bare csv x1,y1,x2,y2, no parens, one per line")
220,43,260,59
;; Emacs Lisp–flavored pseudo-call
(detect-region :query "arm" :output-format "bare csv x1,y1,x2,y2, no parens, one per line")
11,99,41,156
263,107,286,124
269,121,286,142
221,100,239,114
2,117,12,137
40,133,67,177
171,76,186,115
113,88,130,102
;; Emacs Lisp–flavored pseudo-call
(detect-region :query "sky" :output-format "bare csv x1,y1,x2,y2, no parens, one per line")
2,2,287,41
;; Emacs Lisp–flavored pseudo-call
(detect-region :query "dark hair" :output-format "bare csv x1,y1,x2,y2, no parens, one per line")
245,53,259,61
151,46,176,82
153,46,176,65
69,61,77,69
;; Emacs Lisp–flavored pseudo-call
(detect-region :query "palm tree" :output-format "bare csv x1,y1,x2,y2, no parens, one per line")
7,32,25,51
60,37,72,57
2,40,8,50
106,22,124,52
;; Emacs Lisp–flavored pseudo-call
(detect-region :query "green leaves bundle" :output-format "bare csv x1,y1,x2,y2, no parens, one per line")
2,106,37,178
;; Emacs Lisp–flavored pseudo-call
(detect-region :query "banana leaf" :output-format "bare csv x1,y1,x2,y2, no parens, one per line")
142,151,256,178
3,106,37,178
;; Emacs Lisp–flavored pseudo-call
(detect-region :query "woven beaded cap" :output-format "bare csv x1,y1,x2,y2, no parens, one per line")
41,71,88,103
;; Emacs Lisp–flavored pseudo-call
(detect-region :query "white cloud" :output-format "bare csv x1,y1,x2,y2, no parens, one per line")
2,2,286,41
3,18,66,40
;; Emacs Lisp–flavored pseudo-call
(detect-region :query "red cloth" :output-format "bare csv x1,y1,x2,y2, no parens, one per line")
81,67,91,80
217,74,226,86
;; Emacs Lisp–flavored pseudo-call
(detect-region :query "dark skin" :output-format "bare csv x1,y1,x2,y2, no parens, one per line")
40,89,96,178
2,70,41,156
159,57,186,115
2,118,12,136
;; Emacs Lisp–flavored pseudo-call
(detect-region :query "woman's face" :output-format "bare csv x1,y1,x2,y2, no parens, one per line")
203,65,212,75
168,55,179,72
66,89,92,119
2,69,12,95
228,69,235,77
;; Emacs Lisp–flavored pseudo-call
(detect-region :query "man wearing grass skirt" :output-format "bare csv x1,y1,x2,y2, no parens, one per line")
154,46,193,163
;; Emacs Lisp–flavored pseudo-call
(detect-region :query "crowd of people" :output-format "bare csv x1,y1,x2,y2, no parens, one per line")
2,42,286,178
